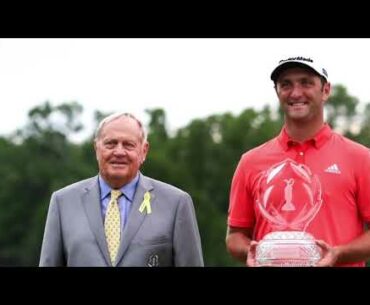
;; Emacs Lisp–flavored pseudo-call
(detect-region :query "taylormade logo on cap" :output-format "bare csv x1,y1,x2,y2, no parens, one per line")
271,56,328,82
279,56,313,64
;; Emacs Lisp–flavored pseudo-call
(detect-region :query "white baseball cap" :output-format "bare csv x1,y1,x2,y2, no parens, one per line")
270,56,329,82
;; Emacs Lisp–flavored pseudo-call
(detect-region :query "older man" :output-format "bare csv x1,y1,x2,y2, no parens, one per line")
40,112,204,266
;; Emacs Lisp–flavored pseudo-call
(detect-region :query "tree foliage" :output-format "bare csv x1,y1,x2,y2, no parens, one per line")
0,84,369,266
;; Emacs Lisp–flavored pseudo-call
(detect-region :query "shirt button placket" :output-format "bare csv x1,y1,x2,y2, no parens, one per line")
297,151,305,163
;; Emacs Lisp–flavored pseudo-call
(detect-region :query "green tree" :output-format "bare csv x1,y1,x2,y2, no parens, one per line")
326,84,359,133
1,83,368,266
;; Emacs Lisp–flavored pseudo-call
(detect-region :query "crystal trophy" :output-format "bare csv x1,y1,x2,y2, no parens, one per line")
255,159,323,267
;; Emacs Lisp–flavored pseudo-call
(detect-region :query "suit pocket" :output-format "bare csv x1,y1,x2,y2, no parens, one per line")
124,243,172,266
131,237,170,246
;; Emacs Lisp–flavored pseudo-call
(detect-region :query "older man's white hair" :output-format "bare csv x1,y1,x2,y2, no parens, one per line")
94,112,147,142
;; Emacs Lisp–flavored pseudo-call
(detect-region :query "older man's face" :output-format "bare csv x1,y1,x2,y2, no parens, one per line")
94,117,149,188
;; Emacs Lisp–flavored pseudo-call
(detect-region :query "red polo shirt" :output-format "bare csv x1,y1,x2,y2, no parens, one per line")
228,124,370,266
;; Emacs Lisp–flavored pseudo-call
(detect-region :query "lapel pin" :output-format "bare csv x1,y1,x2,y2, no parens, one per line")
139,191,152,214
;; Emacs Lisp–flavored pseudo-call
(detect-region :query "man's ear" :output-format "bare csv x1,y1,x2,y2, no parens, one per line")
274,84,278,93
93,139,97,152
142,141,150,163
323,82,332,104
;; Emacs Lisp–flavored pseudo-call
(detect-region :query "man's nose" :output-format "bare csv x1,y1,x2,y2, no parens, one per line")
290,85,303,99
113,144,128,155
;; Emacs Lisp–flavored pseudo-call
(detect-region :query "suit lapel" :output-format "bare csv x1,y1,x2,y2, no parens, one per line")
81,177,111,266
114,174,154,266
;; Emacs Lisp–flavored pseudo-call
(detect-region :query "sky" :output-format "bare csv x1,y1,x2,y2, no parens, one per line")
1,38,370,142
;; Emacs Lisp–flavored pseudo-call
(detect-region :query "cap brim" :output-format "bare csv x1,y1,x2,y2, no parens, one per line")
270,62,322,82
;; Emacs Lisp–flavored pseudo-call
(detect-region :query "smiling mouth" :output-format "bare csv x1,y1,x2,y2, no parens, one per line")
287,101,308,106
110,162,128,167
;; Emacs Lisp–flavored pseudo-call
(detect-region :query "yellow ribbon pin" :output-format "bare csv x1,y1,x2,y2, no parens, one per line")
139,191,152,214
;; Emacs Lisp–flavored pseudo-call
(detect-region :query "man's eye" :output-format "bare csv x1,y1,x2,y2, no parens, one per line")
125,143,136,150
301,79,314,86
104,142,115,148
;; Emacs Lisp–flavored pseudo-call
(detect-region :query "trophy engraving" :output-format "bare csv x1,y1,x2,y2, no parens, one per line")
282,179,295,211
255,159,323,266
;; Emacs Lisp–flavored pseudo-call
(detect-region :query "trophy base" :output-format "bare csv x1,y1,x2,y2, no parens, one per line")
255,231,321,267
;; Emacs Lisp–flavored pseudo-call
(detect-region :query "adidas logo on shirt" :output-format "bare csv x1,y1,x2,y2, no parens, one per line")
324,164,341,174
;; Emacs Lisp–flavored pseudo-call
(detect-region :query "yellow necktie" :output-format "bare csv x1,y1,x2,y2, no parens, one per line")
105,189,122,264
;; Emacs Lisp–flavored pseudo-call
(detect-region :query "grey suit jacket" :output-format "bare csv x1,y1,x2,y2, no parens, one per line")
39,173,204,266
